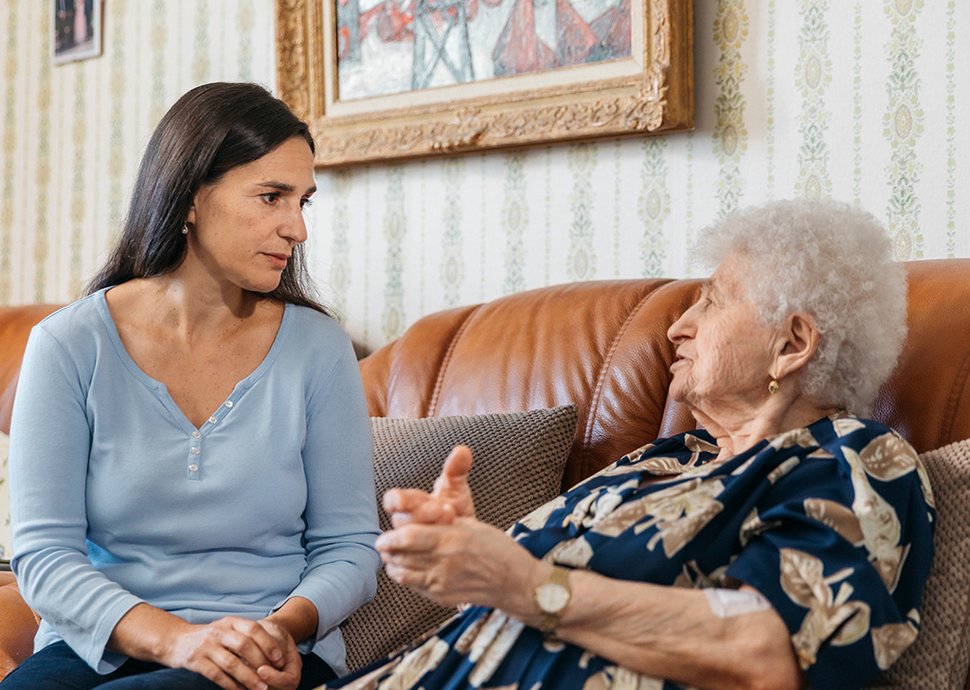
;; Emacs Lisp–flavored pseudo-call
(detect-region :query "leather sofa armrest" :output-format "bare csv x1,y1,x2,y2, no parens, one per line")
0,581,38,678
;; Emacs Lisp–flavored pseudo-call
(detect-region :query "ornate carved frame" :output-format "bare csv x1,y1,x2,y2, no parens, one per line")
276,0,693,167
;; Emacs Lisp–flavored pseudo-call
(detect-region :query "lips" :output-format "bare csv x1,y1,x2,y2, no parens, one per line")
670,352,690,371
263,252,290,269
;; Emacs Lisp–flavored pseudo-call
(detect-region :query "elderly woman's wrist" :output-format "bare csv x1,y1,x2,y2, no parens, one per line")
505,560,562,628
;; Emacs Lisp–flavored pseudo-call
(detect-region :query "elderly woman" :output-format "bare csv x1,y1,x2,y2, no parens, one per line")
325,200,934,690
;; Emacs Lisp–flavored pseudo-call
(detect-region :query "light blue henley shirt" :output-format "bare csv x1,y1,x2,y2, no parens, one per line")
9,289,380,676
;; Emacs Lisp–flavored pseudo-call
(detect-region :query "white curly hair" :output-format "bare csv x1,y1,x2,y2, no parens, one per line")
696,199,908,414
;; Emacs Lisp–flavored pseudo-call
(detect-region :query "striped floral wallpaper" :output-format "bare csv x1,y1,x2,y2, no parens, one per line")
0,0,967,353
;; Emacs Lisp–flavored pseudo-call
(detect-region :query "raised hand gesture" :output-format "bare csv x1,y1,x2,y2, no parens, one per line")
383,445,476,527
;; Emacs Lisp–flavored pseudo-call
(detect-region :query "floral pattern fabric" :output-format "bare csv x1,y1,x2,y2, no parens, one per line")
325,415,934,690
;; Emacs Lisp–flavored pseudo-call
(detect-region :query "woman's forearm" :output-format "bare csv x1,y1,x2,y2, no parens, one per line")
264,596,318,645
380,516,800,690
513,563,801,690
107,602,192,663
109,603,297,689
109,598,318,663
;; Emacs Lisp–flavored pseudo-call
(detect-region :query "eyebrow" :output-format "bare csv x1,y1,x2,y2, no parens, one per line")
699,279,723,303
256,180,317,196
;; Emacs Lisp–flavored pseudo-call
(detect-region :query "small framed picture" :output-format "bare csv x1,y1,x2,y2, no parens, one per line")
53,0,103,65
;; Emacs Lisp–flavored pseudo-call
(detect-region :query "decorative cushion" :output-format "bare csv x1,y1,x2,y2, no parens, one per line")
0,432,9,561
341,406,577,672
867,438,970,688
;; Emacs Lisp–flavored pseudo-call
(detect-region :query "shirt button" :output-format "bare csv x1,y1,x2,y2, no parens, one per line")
208,416,218,425
191,447,200,455
188,463,199,472
191,431,201,439
225,401,233,408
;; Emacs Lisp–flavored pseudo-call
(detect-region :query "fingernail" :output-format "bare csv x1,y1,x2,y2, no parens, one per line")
272,649,283,661
257,666,269,679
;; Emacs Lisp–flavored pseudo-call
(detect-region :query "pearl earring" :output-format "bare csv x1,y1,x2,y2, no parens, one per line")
181,224,189,235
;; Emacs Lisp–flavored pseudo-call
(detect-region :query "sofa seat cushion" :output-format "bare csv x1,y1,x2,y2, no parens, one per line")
341,405,577,672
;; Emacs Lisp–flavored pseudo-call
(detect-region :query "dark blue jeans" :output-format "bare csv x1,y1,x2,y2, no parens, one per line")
0,641,337,689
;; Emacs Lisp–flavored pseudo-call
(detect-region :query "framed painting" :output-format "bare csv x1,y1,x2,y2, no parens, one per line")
53,0,103,65
276,0,693,167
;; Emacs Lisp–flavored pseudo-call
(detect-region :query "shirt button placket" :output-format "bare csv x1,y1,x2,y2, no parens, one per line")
188,440,202,480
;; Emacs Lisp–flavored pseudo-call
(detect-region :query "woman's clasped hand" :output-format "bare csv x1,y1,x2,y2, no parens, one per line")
159,616,300,690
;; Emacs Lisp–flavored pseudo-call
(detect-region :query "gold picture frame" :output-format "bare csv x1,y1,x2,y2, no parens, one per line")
276,0,693,167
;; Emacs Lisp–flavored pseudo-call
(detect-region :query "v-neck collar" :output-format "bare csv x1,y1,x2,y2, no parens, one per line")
94,287,291,433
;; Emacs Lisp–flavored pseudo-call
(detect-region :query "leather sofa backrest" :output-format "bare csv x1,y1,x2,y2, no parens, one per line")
0,260,966,684
0,261,967,489
360,259,970,489
0,305,62,435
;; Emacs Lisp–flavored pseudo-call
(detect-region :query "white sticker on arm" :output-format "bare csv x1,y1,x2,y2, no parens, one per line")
704,588,771,618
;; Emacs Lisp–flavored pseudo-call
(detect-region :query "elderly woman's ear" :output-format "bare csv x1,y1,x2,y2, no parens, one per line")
771,312,821,383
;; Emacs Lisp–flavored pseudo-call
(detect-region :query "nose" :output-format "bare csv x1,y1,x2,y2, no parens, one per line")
280,205,308,245
667,297,698,344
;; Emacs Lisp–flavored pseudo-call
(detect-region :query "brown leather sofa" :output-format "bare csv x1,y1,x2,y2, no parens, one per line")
0,259,968,683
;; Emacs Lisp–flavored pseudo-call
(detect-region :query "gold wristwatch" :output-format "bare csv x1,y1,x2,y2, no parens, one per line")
533,565,572,636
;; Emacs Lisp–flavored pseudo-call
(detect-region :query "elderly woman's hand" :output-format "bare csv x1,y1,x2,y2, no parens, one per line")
383,445,477,528
379,446,545,613
377,516,539,611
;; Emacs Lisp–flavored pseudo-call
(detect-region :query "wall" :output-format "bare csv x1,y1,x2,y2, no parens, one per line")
0,0,967,352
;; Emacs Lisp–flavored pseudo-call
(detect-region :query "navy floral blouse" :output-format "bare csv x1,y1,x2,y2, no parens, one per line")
327,415,935,690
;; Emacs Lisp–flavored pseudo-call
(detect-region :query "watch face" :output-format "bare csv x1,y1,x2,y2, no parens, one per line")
536,582,569,614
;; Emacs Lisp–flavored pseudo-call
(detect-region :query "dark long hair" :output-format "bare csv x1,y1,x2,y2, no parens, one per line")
86,82,329,315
